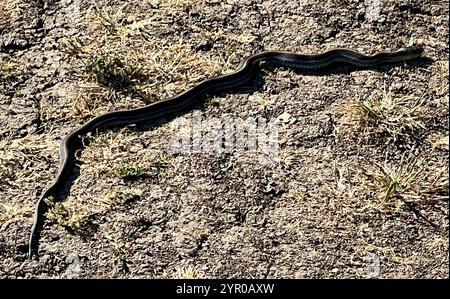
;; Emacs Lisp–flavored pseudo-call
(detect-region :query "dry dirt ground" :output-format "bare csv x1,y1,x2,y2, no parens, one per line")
0,0,448,278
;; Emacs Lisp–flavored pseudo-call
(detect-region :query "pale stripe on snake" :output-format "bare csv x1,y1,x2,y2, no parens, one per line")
28,47,424,259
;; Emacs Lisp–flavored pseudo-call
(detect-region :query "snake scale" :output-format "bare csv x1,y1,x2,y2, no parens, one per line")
28,47,424,259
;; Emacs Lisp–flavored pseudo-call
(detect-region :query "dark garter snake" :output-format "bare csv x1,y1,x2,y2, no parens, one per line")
28,46,424,259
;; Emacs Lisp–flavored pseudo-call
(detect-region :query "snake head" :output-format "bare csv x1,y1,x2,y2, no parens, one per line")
398,46,424,59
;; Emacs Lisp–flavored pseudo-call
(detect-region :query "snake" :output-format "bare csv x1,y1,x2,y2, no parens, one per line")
27,46,424,259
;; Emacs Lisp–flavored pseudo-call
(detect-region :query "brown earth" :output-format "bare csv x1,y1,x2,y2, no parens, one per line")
0,0,448,278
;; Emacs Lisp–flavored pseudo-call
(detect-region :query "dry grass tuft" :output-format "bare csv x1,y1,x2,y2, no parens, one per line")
59,36,86,58
427,134,449,150
309,154,448,214
0,133,59,211
70,85,118,117
362,154,448,207
47,201,91,231
336,86,426,142
171,264,206,279
0,203,32,227
101,189,142,207
89,5,128,34
0,60,18,80
0,0,26,24
84,54,144,88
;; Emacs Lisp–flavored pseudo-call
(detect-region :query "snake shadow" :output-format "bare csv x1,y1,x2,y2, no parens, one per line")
30,56,433,258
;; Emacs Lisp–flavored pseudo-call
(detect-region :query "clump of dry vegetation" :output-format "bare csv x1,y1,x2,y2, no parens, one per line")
169,264,206,279
336,86,427,142
63,3,230,118
360,154,448,208
0,203,31,228
427,134,449,150
0,0,26,26
89,5,129,35
47,188,142,234
70,85,118,117
0,60,19,81
47,201,91,232
102,190,142,206
84,54,144,88
306,154,449,220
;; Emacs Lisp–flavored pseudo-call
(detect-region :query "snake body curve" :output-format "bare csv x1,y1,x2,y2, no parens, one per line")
28,47,424,259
